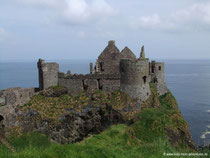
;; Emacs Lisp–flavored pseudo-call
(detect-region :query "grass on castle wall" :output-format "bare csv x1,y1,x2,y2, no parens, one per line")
1,90,206,158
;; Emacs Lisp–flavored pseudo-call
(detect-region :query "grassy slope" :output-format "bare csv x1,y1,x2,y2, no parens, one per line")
0,125,181,158
1,86,209,158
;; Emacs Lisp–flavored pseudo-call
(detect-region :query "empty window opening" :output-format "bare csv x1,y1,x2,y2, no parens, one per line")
159,66,161,70
82,80,88,91
153,78,158,83
97,79,103,90
151,66,155,73
143,76,147,84
100,62,104,71
147,93,149,96
0,115,4,122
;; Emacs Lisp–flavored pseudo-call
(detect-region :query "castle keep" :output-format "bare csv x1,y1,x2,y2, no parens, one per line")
37,40,168,101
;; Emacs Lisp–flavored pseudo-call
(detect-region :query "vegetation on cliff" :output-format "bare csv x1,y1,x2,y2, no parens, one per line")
20,86,140,122
1,85,208,157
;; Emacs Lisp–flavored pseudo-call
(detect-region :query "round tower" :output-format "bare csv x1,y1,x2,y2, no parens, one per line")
120,58,151,101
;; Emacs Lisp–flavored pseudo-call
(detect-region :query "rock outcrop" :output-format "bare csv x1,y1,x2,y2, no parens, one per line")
16,104,124,144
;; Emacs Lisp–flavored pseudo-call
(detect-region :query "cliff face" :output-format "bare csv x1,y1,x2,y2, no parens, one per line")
129,84,196,150
1,84,196,151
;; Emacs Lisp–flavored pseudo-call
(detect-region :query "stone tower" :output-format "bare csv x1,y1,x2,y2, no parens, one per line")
150,61,168,95
120,47,151,101
37,59,59,90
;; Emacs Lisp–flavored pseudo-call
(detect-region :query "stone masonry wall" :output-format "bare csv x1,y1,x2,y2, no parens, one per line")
0,87,35,119
150,61,168,95
120,59,151,101
37,59,59,90
96,41,123,74
58,73,121,95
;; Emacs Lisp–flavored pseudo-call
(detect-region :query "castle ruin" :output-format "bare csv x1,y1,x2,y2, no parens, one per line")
0,40,168,125
37,40,168,101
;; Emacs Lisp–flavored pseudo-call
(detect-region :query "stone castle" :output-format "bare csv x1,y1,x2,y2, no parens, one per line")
0,40,168,129
37,40,168,101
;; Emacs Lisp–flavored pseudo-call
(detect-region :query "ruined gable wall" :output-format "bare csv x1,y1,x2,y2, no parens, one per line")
96,41,123,74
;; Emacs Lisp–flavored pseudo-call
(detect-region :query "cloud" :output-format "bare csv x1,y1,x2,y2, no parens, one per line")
130,2,210,32
77,31,86,38
15,0,117,25
130,14,161,29
171,2,210,30
0,28,9,42
15,0,61,9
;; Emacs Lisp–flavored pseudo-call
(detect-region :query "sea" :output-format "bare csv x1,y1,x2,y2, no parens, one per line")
0,59,210,147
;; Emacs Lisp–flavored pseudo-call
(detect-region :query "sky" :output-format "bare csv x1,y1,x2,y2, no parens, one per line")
0,0,210,61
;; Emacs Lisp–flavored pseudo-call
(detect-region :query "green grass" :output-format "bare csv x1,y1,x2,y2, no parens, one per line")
0,125,179,158
1,86,208,157
19,89,139,121
1,124,202,158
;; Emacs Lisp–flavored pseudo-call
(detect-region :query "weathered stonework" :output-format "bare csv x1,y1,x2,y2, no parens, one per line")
121,47,136,60
150,61,168,95
0,88,35,107
58,74,121,95
37,59,59,90
120,58,151,101
37,40,168,100
0,87,35,125
95,40,123,74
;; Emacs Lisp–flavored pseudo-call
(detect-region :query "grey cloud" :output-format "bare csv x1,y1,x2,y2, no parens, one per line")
15,0,117,25
129,2,210,32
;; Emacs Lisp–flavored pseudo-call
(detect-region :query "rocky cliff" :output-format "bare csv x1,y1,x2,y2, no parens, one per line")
0,84,197,152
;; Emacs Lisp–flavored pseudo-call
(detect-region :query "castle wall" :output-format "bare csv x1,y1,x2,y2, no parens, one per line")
100,79,120,92
58,78,84,95
150,61,168,95
0,87,35,107
37,59,59,90
120,59,151,101
58,73,120,95
0,87,35,119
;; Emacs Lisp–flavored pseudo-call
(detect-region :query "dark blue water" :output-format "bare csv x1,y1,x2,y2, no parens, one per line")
0,59,210,146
